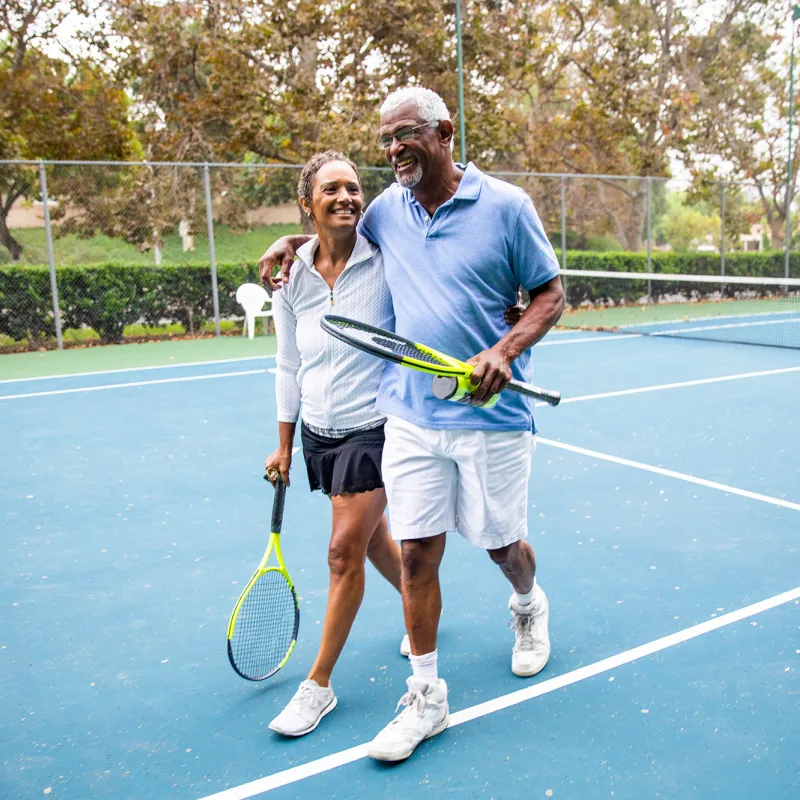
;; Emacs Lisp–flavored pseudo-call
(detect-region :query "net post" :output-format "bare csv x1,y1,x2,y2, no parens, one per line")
203,163,221,337
560,177,567,296
720,181,726,278
646,176,652,302
39,161,63,350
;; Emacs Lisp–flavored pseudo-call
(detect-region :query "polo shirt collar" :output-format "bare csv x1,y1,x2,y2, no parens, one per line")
402,161,482,204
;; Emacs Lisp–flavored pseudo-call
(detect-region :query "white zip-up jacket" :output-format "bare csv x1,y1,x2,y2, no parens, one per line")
272,233,394,436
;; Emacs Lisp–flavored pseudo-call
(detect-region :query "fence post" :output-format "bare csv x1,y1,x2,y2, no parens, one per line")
720,181,726,277
646,176,652,302
39,161,63,350
203,163,221,337
560,177,567,295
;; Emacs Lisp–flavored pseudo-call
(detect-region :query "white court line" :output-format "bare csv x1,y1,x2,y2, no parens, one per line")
621,309,796,329
0,354,275,385
0,369,267,401
198,585,800,800
537,437,800,512
539,333,641,346
653,317,797,336
537,365,800,407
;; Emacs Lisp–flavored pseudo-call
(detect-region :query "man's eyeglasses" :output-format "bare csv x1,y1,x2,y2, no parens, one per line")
376,122,438,150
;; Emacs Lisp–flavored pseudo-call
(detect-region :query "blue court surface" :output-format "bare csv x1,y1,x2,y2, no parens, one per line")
2,331,798,800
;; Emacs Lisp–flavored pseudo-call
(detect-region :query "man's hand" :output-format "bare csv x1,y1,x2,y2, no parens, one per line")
258,235,310,291
465,346,513,406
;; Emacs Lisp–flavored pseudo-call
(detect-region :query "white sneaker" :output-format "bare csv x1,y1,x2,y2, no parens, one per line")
508,585,550,677
367,677,449,761
268,679,337,737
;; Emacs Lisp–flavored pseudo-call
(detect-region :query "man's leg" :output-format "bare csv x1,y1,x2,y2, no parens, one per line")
487,538,536,596
401,533,446,656
368,417,453,762
453,427,550,677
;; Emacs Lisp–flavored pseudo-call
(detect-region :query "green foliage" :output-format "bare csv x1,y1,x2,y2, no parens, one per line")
3,251,797,349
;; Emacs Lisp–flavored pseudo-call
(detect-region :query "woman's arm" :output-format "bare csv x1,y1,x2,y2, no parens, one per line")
267,290,302,486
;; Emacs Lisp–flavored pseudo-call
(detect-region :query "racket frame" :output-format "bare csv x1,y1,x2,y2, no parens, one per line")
226,477,300,681
321,314,561,406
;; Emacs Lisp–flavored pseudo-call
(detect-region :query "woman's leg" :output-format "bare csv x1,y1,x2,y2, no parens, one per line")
307,488,389,687
366,513,402,592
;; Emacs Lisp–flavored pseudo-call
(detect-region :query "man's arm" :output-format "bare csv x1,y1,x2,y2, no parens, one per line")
258,235,312,290
466,276,564,405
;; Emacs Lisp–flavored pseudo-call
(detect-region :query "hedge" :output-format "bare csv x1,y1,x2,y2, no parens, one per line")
561,251,800,307
2,251,798,347
0,262,260,345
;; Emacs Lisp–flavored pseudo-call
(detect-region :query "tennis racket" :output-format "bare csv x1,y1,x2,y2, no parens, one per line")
226,472,300,681
320,314,561,406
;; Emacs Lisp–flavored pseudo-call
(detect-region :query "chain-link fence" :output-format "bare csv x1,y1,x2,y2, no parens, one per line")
0,160,795,351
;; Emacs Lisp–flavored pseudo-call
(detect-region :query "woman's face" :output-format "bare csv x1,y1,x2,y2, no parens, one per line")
305,161,363,233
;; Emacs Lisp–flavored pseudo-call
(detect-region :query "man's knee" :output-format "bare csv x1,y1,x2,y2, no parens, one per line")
401,536,444,581
487,542,513,566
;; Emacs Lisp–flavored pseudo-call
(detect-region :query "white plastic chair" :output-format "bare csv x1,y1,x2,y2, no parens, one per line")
236,283,273,339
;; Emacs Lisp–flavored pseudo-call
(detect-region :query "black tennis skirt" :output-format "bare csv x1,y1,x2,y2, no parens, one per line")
301,422,385,496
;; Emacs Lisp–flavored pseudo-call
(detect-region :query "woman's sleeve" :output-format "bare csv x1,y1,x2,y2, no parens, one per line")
272,289,302,423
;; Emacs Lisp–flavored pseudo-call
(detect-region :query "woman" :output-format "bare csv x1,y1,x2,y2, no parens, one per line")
265,151,402,738
265,151,523,738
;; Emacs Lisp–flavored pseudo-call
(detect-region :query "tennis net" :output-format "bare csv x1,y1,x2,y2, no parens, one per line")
557,269,800,349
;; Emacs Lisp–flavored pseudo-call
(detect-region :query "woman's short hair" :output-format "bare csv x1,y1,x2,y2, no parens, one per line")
297,150,361,208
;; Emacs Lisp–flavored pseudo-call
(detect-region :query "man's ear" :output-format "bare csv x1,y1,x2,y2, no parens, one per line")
439,119,455,148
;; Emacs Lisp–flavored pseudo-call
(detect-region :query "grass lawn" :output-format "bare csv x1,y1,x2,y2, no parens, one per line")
5,223,302,266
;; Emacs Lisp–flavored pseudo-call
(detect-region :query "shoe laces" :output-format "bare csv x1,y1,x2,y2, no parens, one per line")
509,609,536,649
293,681,322,708
392,686,426,720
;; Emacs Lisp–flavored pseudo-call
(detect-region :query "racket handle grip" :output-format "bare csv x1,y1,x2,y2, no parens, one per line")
507,378,561,406
269,476,287,533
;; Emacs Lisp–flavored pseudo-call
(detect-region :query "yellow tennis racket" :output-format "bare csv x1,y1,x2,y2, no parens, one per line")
226,472,299,681
320,314,561,406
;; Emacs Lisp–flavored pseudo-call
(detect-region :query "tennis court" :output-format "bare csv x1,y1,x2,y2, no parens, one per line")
2,321,798,799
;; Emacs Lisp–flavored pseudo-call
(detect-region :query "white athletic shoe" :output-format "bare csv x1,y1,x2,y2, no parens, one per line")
367,677,449,762
508,584,551,677
268,679,337,737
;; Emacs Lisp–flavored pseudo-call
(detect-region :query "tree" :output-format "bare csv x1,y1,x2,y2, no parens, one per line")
507,0,781,251
0,1,137,262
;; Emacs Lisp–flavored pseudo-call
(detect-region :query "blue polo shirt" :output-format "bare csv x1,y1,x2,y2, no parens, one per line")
359,163,560,431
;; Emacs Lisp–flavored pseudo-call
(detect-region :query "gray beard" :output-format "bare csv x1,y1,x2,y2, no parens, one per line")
396,163,423,188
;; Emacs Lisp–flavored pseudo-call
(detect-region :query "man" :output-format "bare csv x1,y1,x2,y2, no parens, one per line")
259,86,564,762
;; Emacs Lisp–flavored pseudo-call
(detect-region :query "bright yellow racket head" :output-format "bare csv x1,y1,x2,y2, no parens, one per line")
227,565,299,681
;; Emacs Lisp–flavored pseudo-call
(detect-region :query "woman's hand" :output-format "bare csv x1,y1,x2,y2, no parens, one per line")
265,447,293,487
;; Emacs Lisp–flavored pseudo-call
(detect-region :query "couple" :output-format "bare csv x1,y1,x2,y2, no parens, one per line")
261,86,564,762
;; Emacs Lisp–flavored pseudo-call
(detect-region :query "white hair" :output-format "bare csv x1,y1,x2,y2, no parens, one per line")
380,87,454,152
380,87,451,124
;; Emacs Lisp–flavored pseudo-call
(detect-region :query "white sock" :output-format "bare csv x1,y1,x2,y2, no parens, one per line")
409,650,438,684
515,579,537,607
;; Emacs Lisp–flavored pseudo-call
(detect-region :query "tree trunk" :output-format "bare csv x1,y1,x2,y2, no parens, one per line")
768,217,786,250
0,210,23,262
597,178,647,251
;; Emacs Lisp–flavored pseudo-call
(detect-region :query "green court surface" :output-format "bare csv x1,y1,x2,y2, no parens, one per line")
0,334,276,381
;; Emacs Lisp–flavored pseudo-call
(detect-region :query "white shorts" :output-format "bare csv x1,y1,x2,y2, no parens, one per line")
382,415,535,550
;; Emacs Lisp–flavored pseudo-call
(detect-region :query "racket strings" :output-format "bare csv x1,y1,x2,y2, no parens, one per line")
229,570,298,680
372,336,446,365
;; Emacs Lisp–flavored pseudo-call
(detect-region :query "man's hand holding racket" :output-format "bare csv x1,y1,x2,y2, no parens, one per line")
465,346,514,406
